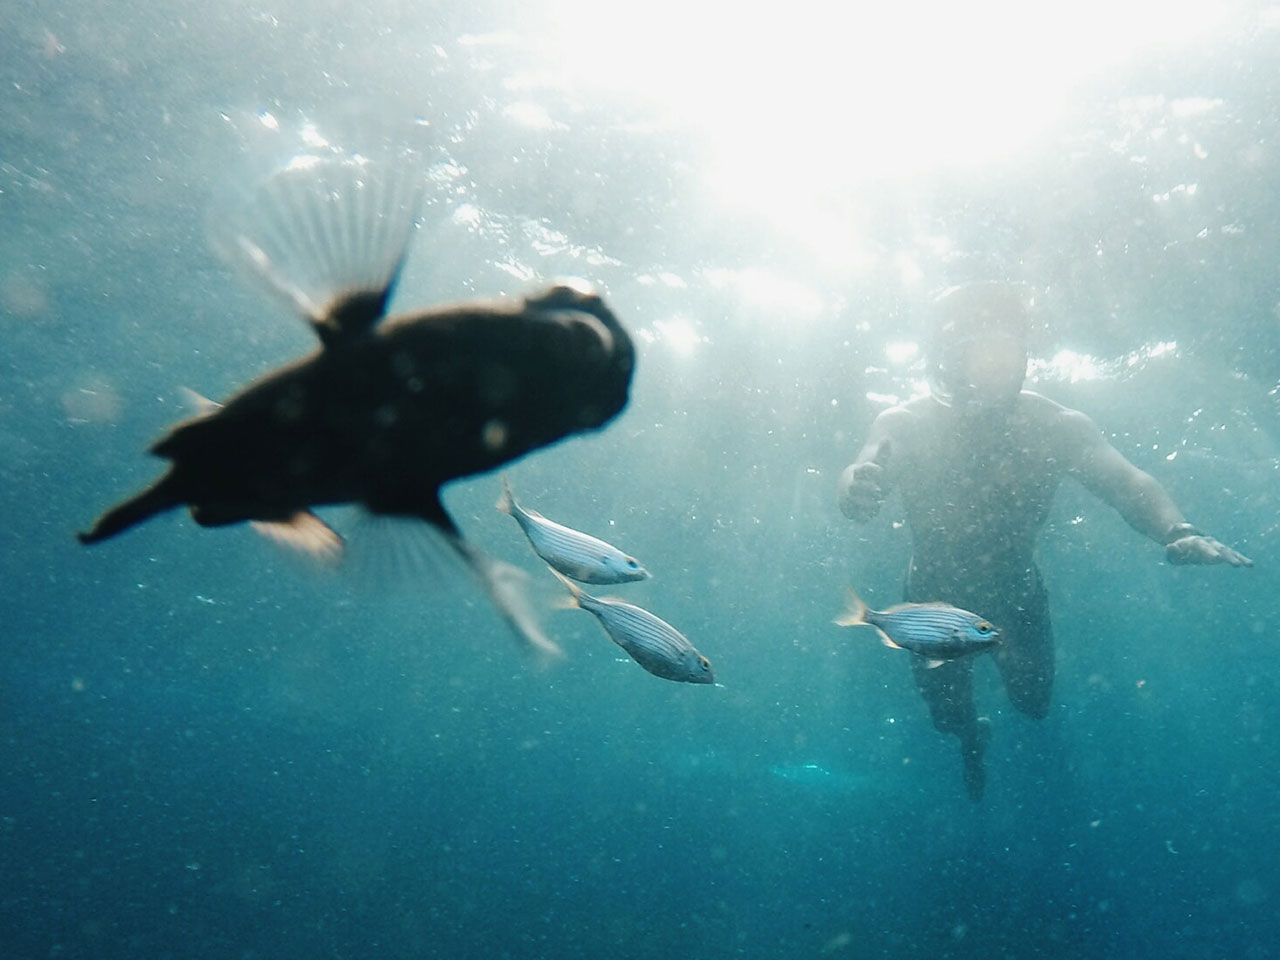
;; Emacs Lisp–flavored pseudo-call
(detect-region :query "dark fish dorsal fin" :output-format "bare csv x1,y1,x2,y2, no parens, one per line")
315,282,398,346
211,145,424,348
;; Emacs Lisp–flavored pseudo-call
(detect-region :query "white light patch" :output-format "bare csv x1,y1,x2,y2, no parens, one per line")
452,204,482,229
496,259,536,282
1170,97,1224,117
503,101,566,130
701,267,823,320
1042,349,1104,382
885,341,919,365
300,123,329,149
896,252,925,287
528,0,1239,247
653,318,704,358
1031,340,1180,384
257,110,278,131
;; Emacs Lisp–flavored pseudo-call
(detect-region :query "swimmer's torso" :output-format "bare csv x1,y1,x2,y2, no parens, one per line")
889,391,1069,588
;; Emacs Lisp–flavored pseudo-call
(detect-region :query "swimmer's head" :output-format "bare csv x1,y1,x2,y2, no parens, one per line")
928,281,1034,412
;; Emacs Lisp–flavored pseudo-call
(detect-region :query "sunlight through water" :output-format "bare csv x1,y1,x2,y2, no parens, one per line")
528,0,1240,221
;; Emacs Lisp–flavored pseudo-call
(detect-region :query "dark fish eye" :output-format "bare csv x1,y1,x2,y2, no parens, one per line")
626,559,639,568
977,622,993,634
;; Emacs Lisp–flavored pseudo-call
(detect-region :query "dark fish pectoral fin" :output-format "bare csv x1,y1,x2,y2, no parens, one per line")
413,491,461,539
447,536,562,658
78,472,182,545
250,511,344,565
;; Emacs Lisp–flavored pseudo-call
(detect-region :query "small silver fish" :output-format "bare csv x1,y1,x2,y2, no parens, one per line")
497,476,649,584
836,588,1000,667
550,569,714,684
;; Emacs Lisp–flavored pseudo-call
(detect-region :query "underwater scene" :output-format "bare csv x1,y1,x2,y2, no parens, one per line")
3,1,1279,957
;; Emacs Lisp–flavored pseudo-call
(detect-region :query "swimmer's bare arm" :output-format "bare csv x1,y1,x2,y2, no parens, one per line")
1059,408,1252,567
838,407,907,521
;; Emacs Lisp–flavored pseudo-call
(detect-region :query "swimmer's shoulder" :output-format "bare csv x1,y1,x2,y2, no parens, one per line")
867,396,943,459
873,395,935,436
1015,390,1081,424
891,395,940,422
1015,390,1101,449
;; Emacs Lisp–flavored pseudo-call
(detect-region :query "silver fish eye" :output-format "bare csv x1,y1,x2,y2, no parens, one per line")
977,621,993,634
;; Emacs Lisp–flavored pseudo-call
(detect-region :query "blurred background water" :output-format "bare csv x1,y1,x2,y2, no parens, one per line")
2,1,1279,957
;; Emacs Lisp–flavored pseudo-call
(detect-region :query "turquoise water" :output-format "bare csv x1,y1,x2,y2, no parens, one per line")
3,2,1278,957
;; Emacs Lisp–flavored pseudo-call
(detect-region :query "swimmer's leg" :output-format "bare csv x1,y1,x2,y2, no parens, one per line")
910,657,989,802
910,656,976,735
991,578,1055,720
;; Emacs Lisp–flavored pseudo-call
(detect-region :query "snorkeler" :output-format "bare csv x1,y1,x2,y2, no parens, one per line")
837,281,1251,801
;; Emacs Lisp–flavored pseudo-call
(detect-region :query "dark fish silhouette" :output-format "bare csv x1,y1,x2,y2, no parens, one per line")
78,149,635,654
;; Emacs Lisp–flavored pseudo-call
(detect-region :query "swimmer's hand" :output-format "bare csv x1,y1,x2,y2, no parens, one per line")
1165,526,1253,567
840,439,891,522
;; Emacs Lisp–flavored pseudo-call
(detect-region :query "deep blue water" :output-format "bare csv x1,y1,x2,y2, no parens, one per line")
4,2,1280,958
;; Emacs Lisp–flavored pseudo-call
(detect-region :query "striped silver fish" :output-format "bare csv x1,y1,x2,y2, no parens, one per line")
551,570,714,684
836,589,1000,667
497,476,649,584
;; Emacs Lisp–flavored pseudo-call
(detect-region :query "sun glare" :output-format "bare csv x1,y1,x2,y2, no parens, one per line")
885,341,920,366
530,0,1238,217
647,317,705,358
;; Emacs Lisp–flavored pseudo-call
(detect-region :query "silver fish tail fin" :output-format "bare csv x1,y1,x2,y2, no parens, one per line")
495,474,516,516
78,469,183,545
835,587,870,628
546,566,587,609
835,588,901,649
211,135,426,345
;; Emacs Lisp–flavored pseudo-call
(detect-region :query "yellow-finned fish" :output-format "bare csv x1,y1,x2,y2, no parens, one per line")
550,570,714,684
497,476,648,584
836,588,1000,667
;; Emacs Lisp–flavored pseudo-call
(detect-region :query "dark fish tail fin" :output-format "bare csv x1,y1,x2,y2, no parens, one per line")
78,472,182,545
211,138,425,345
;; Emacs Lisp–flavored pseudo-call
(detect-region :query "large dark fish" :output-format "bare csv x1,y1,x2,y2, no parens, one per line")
78,149,635,654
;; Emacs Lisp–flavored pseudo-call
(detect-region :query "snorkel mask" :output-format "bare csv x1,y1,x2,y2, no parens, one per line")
928,282,1033,412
